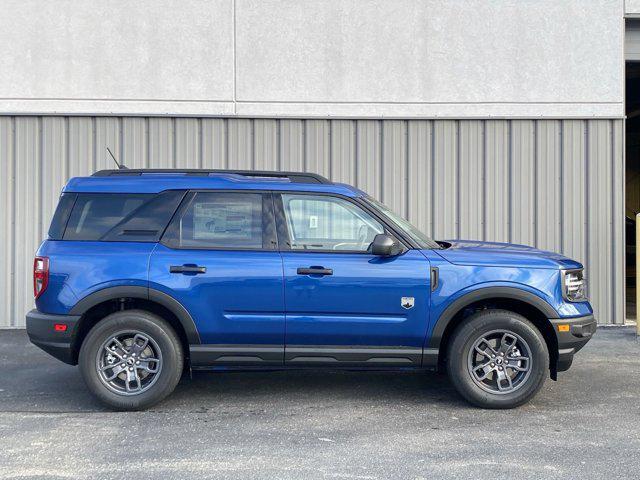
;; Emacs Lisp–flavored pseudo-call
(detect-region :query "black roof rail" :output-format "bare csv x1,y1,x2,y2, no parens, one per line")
91,169,332,184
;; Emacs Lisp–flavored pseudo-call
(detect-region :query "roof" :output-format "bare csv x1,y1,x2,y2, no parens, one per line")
92,169,331,184
63,169,365,197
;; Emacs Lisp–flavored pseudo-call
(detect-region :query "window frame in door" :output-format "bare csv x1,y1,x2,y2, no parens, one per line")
160,190,278,252
273,191,413,254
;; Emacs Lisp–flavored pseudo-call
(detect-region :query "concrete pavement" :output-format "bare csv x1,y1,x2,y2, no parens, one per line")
0,327,639,479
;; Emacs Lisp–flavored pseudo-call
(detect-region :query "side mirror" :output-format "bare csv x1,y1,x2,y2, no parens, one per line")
370,234,402,257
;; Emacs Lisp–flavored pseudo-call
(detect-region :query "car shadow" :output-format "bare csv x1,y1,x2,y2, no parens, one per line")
5,328,619,414
0,331,466,413
158,369,466,412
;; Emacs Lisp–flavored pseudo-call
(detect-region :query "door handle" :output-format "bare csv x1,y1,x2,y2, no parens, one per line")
297,267,333,276
170,265,207,274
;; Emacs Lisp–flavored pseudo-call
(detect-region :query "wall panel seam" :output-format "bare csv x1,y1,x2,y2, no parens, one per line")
10,117,16,326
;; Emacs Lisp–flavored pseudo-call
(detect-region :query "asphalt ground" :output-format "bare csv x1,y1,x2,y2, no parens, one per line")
0,327,639,479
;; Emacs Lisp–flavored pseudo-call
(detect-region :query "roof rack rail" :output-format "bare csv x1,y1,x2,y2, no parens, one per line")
91,169,332,184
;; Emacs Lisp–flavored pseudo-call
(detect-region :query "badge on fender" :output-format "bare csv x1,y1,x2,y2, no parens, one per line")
401,297,415,309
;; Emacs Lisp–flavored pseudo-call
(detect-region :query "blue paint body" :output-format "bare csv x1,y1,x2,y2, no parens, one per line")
35,173,593,361
281,250,431,347
149,244,285,345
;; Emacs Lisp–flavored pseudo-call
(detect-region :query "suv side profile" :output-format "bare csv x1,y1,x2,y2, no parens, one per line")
27,169,596,410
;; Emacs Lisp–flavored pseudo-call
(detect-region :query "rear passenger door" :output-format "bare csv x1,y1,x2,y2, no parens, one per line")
149,191,285,366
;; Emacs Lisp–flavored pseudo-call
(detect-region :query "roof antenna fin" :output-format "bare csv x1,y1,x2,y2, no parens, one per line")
106,147,127,170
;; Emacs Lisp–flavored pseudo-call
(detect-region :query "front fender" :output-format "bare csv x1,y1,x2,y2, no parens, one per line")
426,284,559,349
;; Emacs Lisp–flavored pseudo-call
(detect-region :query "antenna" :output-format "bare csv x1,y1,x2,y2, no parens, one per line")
106,147,127,170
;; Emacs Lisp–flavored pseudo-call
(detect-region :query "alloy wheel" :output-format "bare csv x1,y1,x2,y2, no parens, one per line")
466,329,532,394
95,330,163,396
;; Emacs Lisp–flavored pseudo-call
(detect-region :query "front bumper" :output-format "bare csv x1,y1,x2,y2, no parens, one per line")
550,314,597,372
26,309,81,365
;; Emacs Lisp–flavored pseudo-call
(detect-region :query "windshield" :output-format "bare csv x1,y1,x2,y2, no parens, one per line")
365,196,441,249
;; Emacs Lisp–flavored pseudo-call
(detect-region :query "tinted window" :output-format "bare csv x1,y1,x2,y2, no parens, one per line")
281,194,384,252
48,193,77,240
99,190,185,242
163,192,267,249
64,193,152,241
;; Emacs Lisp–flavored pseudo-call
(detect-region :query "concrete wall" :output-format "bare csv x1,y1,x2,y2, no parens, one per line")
0,2,628,327
627,0,640,16
0,116,625,327
0,0,624,118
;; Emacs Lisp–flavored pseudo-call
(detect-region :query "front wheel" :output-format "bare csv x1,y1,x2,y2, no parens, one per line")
79,310,184,410
447,309,549,409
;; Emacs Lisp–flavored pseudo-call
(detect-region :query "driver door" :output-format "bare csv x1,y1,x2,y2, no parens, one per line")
276,193,432,366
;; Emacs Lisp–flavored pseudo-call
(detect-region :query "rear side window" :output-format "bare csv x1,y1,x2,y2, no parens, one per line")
62,191,184,242
48,193,77,240
162,192,272,249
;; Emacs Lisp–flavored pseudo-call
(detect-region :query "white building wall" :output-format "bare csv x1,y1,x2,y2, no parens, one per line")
627,0,640,16
0,0,625,118
0,1,629,327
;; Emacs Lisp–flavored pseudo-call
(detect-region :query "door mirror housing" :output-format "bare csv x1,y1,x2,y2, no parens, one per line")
370,234,403,257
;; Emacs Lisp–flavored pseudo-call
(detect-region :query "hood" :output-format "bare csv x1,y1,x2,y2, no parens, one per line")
435,240,582,270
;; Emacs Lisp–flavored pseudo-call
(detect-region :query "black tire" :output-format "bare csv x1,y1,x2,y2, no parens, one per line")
79,310,184,411
447,309,548,409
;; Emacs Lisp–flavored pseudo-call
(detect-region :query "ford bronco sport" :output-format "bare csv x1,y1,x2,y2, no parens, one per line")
26,169,596,410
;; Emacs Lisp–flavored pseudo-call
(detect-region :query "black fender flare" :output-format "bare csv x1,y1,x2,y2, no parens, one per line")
69,286,201,344
427,286,559,349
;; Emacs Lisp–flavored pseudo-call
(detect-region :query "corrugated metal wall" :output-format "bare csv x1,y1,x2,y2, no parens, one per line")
0,117,625,327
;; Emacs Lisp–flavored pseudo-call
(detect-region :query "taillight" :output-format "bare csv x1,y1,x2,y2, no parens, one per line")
33,256,49,298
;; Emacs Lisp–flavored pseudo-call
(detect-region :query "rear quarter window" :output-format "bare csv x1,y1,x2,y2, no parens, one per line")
60,191,184,242
48,193,77,240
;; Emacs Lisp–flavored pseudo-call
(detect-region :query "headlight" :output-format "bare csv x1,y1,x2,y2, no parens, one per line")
561,269,587,302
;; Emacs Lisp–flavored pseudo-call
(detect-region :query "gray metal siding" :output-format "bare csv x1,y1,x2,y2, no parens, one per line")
0,117,625,327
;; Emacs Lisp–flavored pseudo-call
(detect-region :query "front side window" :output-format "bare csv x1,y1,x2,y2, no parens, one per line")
280,194,384,252
163,192,268,249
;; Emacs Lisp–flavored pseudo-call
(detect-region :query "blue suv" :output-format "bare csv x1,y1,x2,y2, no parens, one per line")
27,169,596,410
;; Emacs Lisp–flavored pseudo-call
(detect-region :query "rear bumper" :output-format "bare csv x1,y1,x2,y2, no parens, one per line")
550,314,597,372
26,309,81,365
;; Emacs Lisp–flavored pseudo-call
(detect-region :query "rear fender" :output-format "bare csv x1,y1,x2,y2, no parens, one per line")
69,286,200,344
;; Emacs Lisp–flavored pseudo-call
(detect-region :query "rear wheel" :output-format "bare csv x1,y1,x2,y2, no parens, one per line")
447,309,548,409
79,310,183,410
